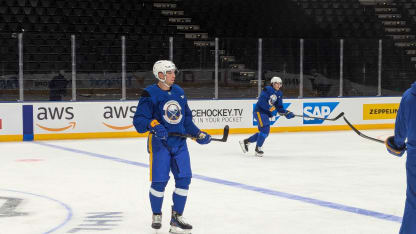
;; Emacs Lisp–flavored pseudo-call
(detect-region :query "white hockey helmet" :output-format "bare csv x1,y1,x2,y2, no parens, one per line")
152,60,178,82
271,76,282,86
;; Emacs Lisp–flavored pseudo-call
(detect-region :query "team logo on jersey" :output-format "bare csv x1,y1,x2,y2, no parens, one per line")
303,102,339,124
268,94,277,106
253,103,291,126
163,100,182,124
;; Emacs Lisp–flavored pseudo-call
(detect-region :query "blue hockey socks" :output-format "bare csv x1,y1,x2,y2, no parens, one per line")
149,181,168,214
256,131,269,147
249,124,270,146
172,177,191,214
248,133,258,143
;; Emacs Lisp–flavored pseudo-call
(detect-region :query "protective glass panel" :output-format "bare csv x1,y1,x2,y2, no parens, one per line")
0,33,19,101
218,38,258,98
303,39,340,97
126,35,170,100
381,38,415,96
173,35,215,99
76,34,121,100
263,38,301,98
343,39,379,97
23,33,71,101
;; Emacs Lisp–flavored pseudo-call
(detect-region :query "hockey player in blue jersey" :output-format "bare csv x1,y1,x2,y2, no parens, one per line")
385,81,416,234
239,76,294,156
133,60,211,234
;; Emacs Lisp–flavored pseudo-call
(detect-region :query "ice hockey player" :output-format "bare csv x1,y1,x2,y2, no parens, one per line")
385,81,416,234
133,60,211,233
239,76,294,156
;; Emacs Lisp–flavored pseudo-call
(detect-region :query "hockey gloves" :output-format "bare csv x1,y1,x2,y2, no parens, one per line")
284,110,295,119
385,136,405,157
150,119,168,140
196,131,211,144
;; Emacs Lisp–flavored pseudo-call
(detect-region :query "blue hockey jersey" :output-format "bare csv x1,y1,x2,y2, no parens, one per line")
254,86,287,117
395,81,416,150
133,84,200,147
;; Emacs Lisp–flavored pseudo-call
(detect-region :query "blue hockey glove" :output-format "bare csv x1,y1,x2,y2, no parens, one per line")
196,131,211,144
150,119,167,140
385,136,405,157
284,110,295,119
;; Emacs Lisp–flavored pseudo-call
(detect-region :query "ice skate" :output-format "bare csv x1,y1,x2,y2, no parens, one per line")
151,213,162,230
239,139,250,153
169,208,192,234
255,145,264,157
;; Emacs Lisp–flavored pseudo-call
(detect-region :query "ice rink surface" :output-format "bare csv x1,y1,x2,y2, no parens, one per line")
0,129,407,234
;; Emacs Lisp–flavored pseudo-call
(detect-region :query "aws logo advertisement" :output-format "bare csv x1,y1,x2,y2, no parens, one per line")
252,103,291,126
102,105,136,130
303,102,339,124
35,106,76,132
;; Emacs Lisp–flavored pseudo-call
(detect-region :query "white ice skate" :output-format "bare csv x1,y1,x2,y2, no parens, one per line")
151,213,162,230
239,139,250,153
169,209,192,234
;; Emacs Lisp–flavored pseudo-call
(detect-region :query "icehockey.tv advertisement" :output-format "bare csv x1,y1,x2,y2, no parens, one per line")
188,100,250,129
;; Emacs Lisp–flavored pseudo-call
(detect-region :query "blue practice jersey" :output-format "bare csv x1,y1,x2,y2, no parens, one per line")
254,86,287,117
133,84,200,147
395,81,416,150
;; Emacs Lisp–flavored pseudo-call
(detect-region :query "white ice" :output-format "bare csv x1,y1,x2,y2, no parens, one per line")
0,129,406,234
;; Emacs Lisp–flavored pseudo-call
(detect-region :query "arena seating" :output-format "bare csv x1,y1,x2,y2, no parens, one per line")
0,0,414,100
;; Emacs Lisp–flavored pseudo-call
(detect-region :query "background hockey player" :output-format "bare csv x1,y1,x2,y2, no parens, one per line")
133,60,211,234
385,81,416,234
239,76,294,156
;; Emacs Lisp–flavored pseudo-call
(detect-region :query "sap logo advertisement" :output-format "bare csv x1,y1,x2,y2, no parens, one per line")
303,102,339,124
252,103,291,126
36,106,76,132
102,105,136,130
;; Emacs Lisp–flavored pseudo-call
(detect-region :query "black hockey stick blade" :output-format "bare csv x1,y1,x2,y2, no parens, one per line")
294,112,344,121
343,116,384,144
329,112,345,121
212,125,229,142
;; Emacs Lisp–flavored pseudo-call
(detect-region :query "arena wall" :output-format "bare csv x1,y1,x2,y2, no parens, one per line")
0,97,401,141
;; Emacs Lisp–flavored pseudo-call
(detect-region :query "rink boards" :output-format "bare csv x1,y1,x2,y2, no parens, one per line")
0,96,401,141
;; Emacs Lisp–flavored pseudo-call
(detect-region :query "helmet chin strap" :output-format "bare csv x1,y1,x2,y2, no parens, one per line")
158,74,171,88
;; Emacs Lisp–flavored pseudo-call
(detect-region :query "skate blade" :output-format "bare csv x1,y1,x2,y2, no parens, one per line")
169,226,192,234
239,141,248,153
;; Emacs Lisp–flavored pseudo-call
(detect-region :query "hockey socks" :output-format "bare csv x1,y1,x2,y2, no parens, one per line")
172,177,190,214
149,181,167,214
248,133,258,143
256,131,268,148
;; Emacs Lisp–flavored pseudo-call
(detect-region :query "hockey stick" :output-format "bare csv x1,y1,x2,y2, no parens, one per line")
343,116,384,144
281,112,344,121
169,125,230,142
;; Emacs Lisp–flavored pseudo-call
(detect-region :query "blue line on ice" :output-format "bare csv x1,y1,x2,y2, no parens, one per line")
35,141,402,223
